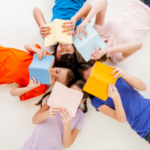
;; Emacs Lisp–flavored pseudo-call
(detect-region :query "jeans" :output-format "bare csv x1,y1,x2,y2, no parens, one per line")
144,133,150,144
141,0,150,7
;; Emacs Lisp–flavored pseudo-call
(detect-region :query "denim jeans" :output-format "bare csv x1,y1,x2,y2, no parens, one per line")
144,133,150,144
141,0,150,7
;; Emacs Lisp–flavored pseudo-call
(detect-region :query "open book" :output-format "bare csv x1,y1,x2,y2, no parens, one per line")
73,23,107,62
44,19,72,47
47,82,83,117
83,62,118,101
29,54,55,85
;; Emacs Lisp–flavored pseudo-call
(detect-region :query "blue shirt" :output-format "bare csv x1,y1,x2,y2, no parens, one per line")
92,77,150,138
51,0,86,30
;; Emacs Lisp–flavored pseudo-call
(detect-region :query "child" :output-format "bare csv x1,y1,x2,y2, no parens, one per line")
75,0,150,63
33,0,92,62
21,80,89,150
0,43,75,101
79,63,150,143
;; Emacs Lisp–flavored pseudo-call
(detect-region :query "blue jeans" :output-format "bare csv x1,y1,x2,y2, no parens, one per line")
144,133,150,144
141,0,150,7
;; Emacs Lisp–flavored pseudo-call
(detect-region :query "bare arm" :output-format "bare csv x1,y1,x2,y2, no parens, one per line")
91,41,143,61
32,104,61,124
24,43,46,60
105,41,143,58
111,67,147,91
98,84,126,123
10,77,40,97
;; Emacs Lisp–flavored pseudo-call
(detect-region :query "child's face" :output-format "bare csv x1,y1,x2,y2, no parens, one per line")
70,85,84,104
49,67,69,86
56,43,75,59
83,67,93,81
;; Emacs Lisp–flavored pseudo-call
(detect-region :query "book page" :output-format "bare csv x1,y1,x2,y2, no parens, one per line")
55,19,72,44
63,88,83,117
44,22,56,47
47,82,68,107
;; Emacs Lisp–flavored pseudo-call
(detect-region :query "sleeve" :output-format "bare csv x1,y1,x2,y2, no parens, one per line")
74,110,86,131
109,52,125,63
20,84,47,101
91,97,105,111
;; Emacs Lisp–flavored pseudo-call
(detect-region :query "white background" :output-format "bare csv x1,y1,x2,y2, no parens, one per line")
0,0,150,149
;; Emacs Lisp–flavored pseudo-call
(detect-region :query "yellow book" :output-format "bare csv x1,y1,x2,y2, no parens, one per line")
83,62,118,101
44,19,72,47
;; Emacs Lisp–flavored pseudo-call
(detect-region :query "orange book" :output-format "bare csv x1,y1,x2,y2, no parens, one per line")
83,62,118,101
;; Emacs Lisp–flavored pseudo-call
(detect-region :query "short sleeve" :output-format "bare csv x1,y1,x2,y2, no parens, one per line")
108,52,125,63
92,97,105,111
20,84,47,101
74,110,86,131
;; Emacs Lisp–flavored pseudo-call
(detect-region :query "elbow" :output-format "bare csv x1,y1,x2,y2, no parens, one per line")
141,83,147,91
116,116,126,123
137,41,143,50
10,90,15,96
63,144,72,149
33,7,39,15
32,117,37,124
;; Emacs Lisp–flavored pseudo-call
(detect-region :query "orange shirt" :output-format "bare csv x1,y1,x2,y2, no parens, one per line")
0,44,50,101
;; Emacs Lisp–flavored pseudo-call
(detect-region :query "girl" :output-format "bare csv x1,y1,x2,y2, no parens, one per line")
79,63,150,143
33,0,92,62
0,43,75,101
21,80,89,150
73,0,150,63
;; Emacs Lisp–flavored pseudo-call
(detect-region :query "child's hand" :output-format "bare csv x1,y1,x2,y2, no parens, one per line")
48,106,61,118
36,48,46,60
60,109,72,128
90,46,106,61
76,23,87,40
40,24,51,38
62,17,76,35
27,77,41,90
110,66,125,79
108,84,120,101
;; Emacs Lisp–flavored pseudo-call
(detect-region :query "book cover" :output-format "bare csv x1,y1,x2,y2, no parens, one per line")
47,82,83,117
29,54,55,85
83,62,118,101
73,23,107,62
44,19,72,47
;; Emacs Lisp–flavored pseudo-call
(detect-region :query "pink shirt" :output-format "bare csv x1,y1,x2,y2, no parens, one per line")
94,0,150,63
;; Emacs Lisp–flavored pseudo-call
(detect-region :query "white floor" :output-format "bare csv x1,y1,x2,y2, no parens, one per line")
0,0,150,149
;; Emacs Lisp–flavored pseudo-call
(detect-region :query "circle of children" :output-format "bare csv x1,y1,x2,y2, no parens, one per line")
1,0,150,149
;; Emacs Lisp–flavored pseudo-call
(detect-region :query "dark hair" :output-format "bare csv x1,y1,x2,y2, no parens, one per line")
35,80,89,113
78,63,93,81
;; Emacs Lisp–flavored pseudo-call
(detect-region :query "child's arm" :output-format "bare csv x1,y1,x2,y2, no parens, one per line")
98,84,126,123
110,67,147,91
60,109,79,148
32,104,61,124
10,77,40,97
33,7,51,37
76,0,108,39
62,3,92,35
91,42,143,60
24,43,46,60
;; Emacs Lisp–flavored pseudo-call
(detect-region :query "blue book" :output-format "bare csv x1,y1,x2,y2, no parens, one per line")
73,23,107,62
29,54,55,85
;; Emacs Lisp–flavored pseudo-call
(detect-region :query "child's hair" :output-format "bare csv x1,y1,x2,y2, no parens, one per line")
78,63,93,81
35,80,89,113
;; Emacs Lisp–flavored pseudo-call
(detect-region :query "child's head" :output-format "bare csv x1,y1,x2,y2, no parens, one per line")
50,67,75,86
78,63,93,81
70,80,89,113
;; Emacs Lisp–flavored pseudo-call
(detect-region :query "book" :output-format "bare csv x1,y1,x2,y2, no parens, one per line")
29,54,55,85
44,19,72,47
47,82,83,117
83,62,118,101
73,23,107,62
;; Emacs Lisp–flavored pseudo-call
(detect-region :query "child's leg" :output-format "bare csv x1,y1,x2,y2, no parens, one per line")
33,7,50,37
95,1,108,26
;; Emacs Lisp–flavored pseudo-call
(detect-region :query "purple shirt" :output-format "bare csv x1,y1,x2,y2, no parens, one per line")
21,109,85,150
